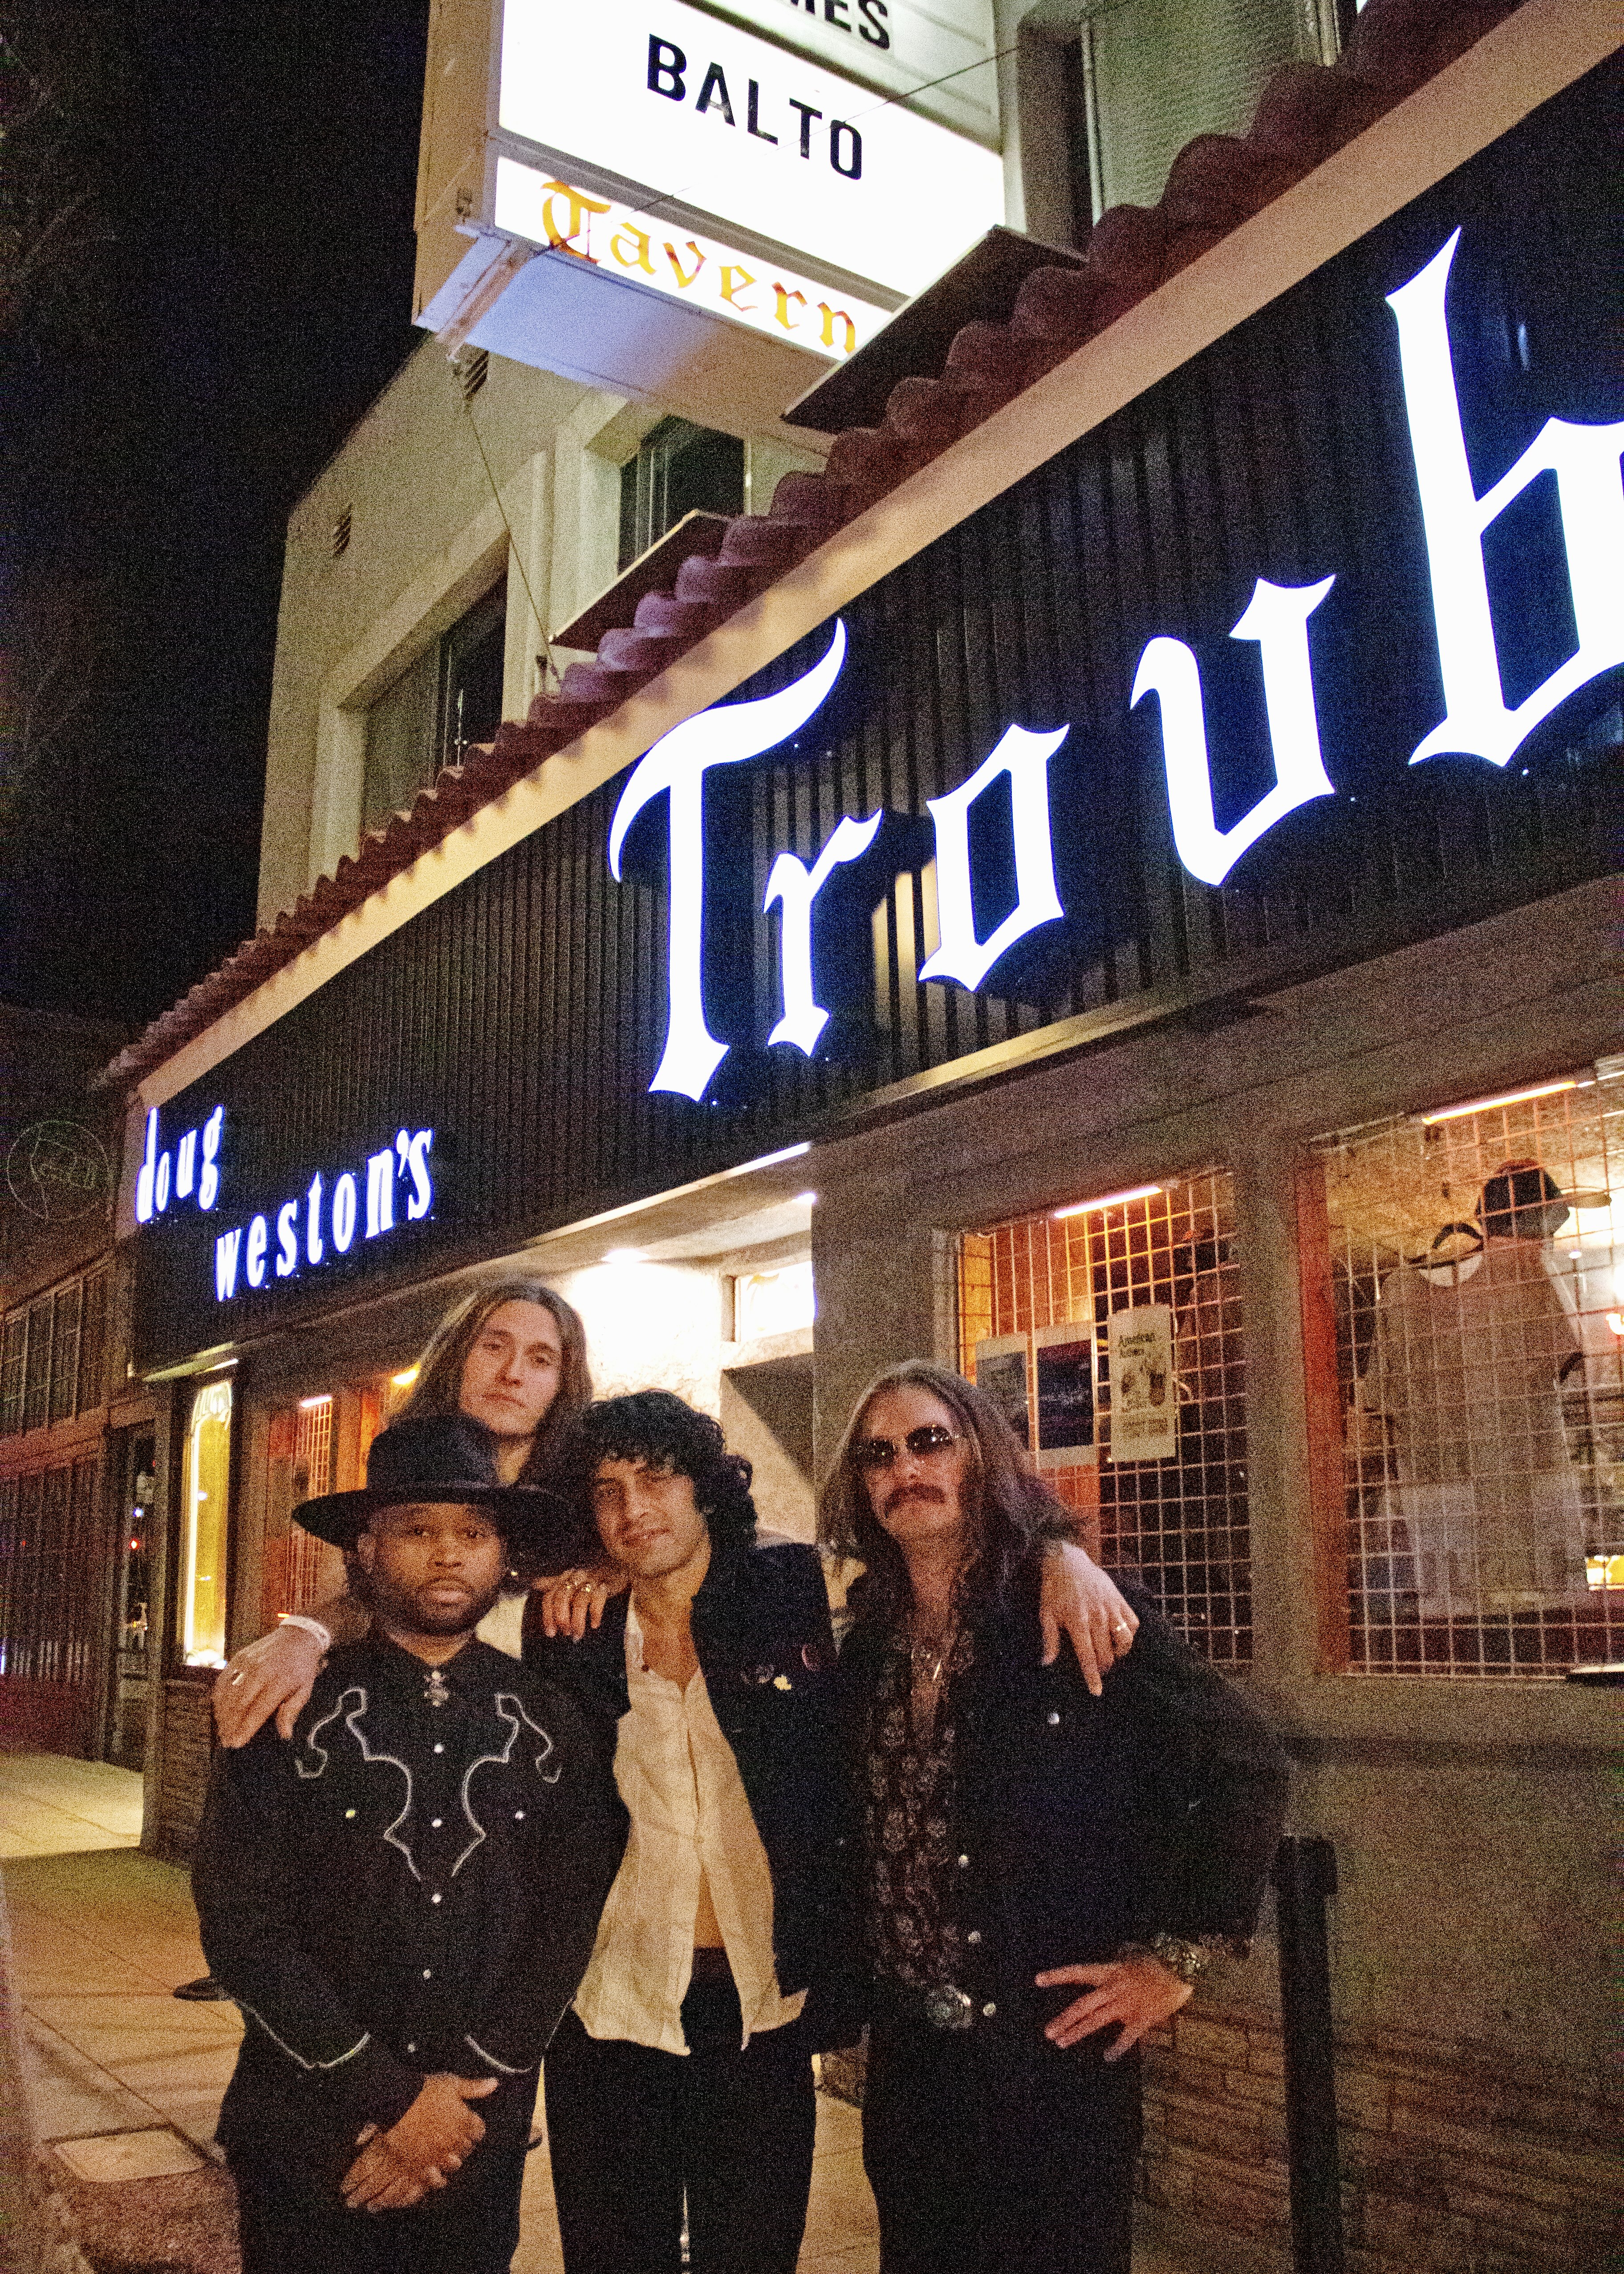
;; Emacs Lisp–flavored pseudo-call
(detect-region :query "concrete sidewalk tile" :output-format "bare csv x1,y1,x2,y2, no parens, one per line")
20,2013,162,2141
813,2093,864,2152
25,1995,244,2067
54,2128,207,2184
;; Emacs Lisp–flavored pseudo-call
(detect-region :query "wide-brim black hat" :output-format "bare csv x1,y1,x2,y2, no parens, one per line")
293,1412,571,1557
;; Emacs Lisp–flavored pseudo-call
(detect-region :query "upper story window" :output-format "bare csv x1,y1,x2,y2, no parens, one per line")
619,419,745,572
1067,0,1306,223
362,576,508,833
0,1267,111,1439
959,1166,1251,1665
1303,1067,1623,1676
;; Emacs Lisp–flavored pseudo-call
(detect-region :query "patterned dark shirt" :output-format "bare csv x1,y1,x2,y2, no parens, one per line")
861,1626,975,1991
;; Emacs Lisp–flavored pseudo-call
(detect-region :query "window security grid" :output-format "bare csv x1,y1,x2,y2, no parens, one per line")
959,1169,1250,1664
0,1456,101,1683
1304,1071,1623,1676
0,1270,111,1438
280,1396,334,1620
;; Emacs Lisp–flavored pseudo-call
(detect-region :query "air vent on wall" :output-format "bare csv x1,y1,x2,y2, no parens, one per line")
456,347,489,402
330,505,352,559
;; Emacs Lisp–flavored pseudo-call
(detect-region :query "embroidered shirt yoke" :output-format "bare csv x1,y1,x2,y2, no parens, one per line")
194,1631,618,2154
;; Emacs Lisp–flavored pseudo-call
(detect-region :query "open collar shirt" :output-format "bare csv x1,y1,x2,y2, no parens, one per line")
572,1598,806,2055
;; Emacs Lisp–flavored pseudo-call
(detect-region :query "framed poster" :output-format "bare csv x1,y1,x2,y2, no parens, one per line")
1033,1322,1096,1470
974,1334,1030,1449
1106,1305,1177,1463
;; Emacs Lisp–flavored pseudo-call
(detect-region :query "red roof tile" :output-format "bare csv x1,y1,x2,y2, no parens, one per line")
101,0,1523,1090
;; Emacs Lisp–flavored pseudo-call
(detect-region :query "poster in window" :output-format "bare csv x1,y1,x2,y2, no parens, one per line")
974,1335,1030,1449
1033,1323,1096,1470
1107,1305,1177,1462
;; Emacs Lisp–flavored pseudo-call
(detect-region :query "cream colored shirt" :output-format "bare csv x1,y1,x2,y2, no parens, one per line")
572,1600,806,2054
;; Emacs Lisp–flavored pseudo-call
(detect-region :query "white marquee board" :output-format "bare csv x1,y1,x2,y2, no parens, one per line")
497,0,1006,304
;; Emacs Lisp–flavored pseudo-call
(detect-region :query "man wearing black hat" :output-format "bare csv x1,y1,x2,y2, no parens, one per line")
192,1415,619,2274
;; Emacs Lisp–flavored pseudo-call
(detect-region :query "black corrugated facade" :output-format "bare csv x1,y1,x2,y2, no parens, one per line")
134,60,1621,1375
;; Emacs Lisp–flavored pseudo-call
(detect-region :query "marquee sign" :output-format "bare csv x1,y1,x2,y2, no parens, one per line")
610,227,1624,1100
495,0,1004,304
414,0,1003,403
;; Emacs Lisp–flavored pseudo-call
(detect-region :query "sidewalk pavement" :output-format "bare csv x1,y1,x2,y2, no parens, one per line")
2,1751,1203,2274
0,1751,877,2273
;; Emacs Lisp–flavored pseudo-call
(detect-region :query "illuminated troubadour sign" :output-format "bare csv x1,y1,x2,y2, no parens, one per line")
610,230,1624,1102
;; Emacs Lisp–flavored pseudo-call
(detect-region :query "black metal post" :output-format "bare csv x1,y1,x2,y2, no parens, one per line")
1273,1835,1345,2274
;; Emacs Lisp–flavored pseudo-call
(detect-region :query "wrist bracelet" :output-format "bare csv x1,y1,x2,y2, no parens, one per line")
278,1612,332,1652
1119,1933,1211,1985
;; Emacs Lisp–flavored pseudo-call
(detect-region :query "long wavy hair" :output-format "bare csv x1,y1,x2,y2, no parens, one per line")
551,1390,758,1563
817,1359,1071,1631
398,1278,592,1485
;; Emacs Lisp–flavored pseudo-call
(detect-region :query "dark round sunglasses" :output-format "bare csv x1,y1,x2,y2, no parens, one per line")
851,1424,963,1471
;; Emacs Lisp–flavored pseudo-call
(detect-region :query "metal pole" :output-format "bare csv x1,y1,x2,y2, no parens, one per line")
1273,1835,1345,2274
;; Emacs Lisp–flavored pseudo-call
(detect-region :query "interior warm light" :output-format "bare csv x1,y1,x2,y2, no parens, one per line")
1053,1185,1163,1220
1419,1080,1576,1124
1585,1553,1624,1592
298,1393,332,1410
792,1191,818,1206
604,1247,648,1264
390,1366,420,1389
1607,1312,1624,1339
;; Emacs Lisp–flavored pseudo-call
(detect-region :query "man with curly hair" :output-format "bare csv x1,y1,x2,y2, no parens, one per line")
523,1390,853,2274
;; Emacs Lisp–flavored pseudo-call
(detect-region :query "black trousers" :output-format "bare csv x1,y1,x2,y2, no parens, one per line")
543,1979,816,2274
227,2074,533,2274
862,2018,1142,2274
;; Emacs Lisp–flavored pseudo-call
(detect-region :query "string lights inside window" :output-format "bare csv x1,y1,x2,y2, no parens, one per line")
1303,1066,1623,1676
959,1169,1249,1665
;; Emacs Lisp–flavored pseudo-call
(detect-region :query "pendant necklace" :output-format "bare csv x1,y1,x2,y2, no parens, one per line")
909,1618,958,1688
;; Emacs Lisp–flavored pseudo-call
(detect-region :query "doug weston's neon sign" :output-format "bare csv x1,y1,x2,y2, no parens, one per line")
609,230,1624,1103
209,1129,435,1303
132,1098,436,1306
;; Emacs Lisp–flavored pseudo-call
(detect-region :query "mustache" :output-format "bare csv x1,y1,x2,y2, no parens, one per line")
883,1482,948,1512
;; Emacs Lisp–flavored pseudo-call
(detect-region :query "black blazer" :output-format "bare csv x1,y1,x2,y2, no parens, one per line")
836,1576,1288,2061
524,1535,861,2047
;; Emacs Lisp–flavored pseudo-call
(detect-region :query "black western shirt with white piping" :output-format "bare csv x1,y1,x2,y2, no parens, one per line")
195,1630,620,2170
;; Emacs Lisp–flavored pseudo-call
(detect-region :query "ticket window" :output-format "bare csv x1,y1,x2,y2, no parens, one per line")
1303,1067,1623,1675
959,1167,1251,1666
179,1377,234,1668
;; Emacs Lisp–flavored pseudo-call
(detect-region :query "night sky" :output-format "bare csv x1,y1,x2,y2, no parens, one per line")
1,0,430,1035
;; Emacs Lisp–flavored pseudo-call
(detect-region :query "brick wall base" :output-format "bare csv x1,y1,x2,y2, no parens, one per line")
152,1680,214,1864
1143,2006,1624,2274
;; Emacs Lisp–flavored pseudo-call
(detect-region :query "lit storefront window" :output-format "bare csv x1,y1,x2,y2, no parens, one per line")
1304,1067,1622,1676
959,1168,1250,1665
180,1377,233,1666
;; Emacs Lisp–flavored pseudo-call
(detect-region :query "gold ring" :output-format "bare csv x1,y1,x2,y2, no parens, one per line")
228,1669,247,1685
1112,1621,1132,1637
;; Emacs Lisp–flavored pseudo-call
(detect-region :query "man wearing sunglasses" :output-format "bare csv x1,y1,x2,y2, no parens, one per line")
528,1388,1141,2273
821,1360,1287,2274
